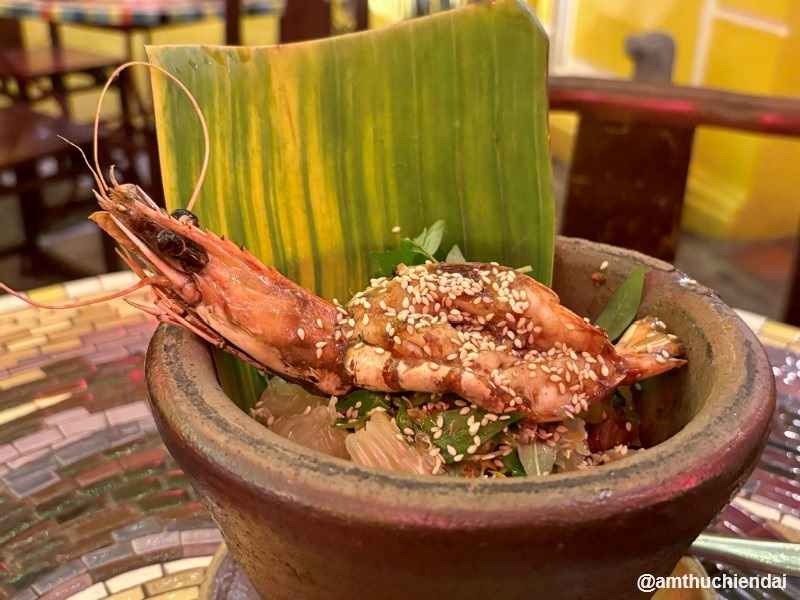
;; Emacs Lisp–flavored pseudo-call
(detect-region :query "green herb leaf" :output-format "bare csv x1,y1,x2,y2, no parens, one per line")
414,408,525,464
334,390,390,429
369,221,446,277
369,249,423,278
501,449,527,477
412,220,445,257
445,244,466,263
594,267,646,342
395,403,414,434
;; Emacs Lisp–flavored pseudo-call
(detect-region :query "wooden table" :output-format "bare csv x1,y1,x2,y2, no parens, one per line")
0,0,353,45
0,273,798,598
0,0,284,41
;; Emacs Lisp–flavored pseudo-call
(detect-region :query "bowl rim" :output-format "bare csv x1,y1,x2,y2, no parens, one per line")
145,237,776,529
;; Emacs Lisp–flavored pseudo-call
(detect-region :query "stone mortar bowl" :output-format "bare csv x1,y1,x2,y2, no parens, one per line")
145,237,775,600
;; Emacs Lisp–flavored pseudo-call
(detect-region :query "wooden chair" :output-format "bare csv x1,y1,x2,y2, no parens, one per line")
0,18,125,119
548,75,800,326
0,104,119,276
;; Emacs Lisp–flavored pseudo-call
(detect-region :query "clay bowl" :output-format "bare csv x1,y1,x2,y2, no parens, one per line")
145,237,775,600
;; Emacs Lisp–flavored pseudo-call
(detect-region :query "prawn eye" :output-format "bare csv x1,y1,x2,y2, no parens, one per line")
171,208,200,228
156,230,186,256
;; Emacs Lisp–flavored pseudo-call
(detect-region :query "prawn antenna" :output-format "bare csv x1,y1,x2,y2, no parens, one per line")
92,61,210,212
0,276,169,310
58,135,105,194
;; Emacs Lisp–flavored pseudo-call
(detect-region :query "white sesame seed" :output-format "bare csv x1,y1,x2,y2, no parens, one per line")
297,327,305,340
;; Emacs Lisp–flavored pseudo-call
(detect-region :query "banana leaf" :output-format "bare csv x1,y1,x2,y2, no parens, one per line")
145,0,554,409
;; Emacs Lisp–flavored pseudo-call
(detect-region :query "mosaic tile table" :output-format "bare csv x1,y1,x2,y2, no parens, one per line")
0,272,798,600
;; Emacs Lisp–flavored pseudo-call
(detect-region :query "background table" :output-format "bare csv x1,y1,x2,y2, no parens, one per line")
0,0,283,28
0,272,798,599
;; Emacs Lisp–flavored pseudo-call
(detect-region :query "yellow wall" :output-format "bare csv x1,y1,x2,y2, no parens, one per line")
572,1,703,84
564,0,800,240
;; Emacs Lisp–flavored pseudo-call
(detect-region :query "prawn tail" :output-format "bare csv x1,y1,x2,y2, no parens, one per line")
615,316,687,385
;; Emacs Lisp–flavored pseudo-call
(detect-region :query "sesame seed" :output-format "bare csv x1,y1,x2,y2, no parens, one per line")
374,347,385,355
316,318,323,328
297,327,305,340
447,444,457,456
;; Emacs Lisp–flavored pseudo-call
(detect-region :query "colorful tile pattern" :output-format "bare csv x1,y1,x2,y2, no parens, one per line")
0,273,219,600
0,277,798,599
0,0,283,28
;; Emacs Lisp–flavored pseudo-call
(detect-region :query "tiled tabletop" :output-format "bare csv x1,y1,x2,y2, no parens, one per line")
0,273,798,599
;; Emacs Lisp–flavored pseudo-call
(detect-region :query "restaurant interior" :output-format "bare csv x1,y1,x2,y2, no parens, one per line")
1,1,799,599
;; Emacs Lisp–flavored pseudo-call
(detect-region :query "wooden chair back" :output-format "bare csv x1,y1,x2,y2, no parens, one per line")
548,76,800,326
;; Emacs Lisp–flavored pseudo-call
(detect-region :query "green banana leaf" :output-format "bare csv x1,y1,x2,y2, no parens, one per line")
145,0,554,409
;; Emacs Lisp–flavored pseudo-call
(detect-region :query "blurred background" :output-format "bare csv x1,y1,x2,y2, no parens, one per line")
1,0,798,322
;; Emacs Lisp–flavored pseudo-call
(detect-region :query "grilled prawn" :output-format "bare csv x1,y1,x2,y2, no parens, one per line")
0,62,686,424
75,180,682,423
